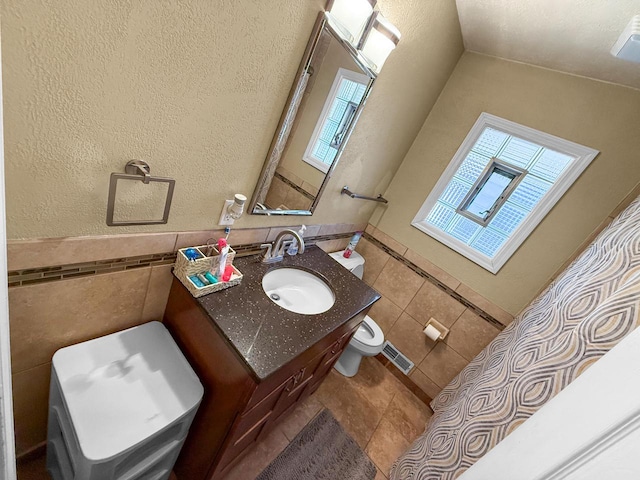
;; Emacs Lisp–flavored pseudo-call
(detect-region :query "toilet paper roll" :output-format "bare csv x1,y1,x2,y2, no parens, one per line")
423,324,441,341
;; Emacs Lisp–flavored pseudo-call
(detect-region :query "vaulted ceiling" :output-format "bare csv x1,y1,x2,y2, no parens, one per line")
456,0,640,90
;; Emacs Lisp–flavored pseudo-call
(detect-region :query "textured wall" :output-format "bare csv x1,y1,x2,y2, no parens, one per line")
375,52,640,315
0,0,464,239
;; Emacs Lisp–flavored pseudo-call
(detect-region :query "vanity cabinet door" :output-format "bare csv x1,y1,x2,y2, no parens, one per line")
305,329,354,396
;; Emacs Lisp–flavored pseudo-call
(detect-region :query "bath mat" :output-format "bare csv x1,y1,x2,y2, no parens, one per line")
256,408,377,480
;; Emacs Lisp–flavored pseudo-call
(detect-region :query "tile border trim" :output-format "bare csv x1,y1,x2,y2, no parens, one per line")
7,233,354,287
273,171,316,201
362,232,506,331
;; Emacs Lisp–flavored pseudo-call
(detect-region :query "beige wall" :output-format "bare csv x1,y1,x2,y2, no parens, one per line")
1,0,464,240
374,52,640,315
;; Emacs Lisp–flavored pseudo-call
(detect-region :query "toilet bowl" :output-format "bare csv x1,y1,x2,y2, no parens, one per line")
329,250,386,377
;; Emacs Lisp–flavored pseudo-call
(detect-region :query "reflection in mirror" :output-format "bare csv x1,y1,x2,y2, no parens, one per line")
250,12,376,216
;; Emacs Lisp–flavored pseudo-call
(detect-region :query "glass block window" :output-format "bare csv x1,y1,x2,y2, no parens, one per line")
303,68,369,173
411,113,598,273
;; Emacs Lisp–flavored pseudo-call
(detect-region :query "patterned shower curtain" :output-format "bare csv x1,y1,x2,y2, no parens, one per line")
391,196,640,480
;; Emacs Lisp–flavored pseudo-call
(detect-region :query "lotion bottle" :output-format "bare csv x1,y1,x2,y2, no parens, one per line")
287,225,306,255
343,231,362,258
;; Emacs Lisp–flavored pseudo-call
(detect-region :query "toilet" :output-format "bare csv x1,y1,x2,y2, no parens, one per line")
329,251,385,377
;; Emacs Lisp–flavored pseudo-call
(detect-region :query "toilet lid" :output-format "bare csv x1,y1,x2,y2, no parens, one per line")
353,315,384,347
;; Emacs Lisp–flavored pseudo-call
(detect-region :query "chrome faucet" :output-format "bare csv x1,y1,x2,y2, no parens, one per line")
260,229,305,263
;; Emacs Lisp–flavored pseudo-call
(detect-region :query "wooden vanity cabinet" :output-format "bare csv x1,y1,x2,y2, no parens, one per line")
163,279,366,480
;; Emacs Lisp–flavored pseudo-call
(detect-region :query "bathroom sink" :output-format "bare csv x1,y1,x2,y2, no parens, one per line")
262,267,335,315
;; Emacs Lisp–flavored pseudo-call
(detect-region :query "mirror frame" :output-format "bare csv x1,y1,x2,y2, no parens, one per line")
249,12,377,216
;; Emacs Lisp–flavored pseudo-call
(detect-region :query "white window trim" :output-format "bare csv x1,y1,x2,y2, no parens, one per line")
302,67,370,174
411,112,599,274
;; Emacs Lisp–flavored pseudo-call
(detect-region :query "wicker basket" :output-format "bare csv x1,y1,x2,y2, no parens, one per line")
174,245,236,278
174,245,241,298
174,264,243,298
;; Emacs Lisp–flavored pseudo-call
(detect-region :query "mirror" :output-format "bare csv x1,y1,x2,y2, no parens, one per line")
250,12,376,216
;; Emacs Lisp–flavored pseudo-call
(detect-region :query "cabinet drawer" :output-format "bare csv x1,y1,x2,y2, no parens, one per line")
218,409,271,471
245,319,360,411
233,373,292,436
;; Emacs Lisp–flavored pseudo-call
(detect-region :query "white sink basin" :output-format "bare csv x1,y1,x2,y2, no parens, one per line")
262,267,335,315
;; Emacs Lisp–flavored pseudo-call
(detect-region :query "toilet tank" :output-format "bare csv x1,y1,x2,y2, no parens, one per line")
328,251,365,279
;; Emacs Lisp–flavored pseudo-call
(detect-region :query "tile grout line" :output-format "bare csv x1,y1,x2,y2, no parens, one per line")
137,267,155,321
362,232,506,331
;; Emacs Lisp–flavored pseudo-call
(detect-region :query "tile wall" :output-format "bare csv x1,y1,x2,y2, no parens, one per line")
263,166,320,211
355,226,513,400
7,222,358,456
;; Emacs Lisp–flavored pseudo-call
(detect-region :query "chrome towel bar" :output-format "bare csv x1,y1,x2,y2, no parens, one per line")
341,186,388,204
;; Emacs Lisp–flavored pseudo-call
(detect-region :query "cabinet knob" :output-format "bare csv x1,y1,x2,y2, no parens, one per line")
331,340,341,355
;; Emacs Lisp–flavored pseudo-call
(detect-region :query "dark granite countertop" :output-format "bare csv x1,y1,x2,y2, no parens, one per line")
193,246,380,380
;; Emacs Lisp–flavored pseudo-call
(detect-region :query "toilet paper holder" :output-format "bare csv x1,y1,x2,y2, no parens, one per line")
424,318,450,342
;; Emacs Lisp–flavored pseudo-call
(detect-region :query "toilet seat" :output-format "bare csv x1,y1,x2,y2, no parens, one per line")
352,315,384,348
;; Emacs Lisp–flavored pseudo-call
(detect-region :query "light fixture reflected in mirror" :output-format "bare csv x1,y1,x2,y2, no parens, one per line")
325,0,401,74
358,12,401,73
325,0,376,44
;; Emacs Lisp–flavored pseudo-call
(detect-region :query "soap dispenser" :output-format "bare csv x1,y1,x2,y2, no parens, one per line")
287,225,306,255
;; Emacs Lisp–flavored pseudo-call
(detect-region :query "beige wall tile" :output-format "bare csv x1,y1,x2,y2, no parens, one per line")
409,369,442,400
365,417,410,476
283,188,312,210
315,238,350,253
445,309,501,361
365,223,376,235
405,281,466,327
9,268,151,373
141,265,175,322
386,313,436,366
12,362,51,456
264,176,288,209
175,229,225,250
227,228,270,246
404,249,461,290
302,225,322,238
369,228,408,256
301,181,319,196
275,166,303,186
455,284,514,326
318,223,357,236
356,238,390,286
266,224,320,242
418,342,468,388
367,296,403,334
177,227,269,250
373,259,424,310
8,233,177,271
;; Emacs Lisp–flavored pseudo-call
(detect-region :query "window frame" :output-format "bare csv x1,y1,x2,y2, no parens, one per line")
411,112,599,274
456,158,527,226
302,67,371,174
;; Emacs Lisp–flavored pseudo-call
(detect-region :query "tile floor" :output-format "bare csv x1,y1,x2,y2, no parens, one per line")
16,357,432,480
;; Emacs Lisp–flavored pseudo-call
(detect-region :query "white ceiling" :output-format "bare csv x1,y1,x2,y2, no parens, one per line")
456,0,640,90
